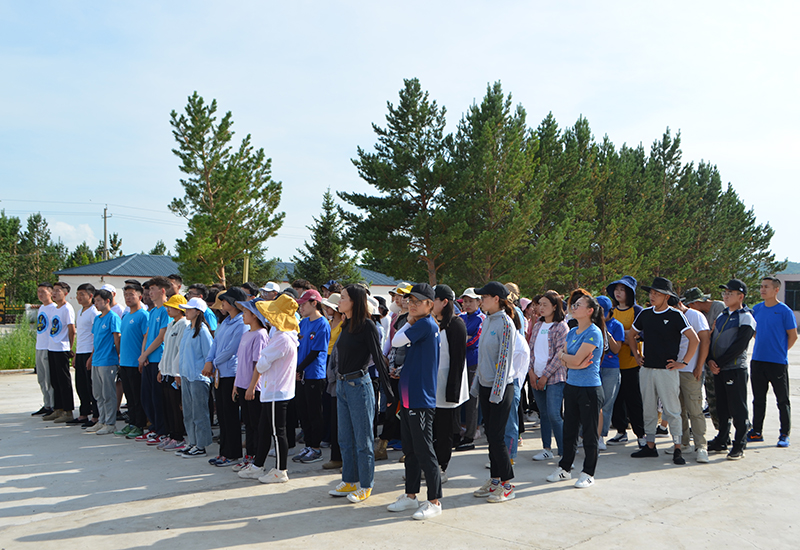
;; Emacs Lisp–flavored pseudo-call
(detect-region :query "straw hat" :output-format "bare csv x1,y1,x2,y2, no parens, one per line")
262,294,299,332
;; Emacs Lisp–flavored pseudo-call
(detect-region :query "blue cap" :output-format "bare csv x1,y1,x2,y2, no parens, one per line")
596,295,613,317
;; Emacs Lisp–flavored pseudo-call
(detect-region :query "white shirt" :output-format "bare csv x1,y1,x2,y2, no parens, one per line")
532,322,553,377
679,308,709,373
48,302,75,352
435,329,469,409
111,303,125,319
36,303,56,350
75,305,100,354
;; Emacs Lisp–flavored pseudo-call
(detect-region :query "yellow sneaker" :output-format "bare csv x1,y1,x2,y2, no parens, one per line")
329,482,358,497
346,487,372,503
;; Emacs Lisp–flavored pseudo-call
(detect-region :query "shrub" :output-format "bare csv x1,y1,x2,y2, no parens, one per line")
0,323,36,370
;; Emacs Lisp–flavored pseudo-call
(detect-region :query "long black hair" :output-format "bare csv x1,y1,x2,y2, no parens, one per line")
343,284,369,333
581,294,607,352
438,298,456,330
499,297,522,331
192,310,210,338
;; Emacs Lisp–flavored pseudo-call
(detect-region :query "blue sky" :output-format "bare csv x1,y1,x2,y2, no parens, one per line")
1,1,797,266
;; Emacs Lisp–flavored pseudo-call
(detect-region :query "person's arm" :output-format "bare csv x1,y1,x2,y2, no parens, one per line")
67,324,76,358
626,326,643,366
713,325,756,367
211,320,245,367
607,324,622,355
445,319,467,403
560,343,596,369
489,317,515,403
788,329,798,351
391,322,412,347
297,350,321,374
540,322,567,381
245,361,261,400
367,322,393,400
693,329,710,380
668,327,698,370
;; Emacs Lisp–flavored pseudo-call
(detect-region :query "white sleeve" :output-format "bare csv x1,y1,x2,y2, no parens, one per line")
256,333,290,374
391,322,411,348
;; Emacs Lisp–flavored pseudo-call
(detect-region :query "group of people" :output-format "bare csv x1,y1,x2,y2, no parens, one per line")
30,270,795,521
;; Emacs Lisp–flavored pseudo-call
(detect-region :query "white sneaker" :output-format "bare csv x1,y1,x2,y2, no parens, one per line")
696,448,709,463
259,468,289,484
485,461,491,469
533,449,554,461
412,500,442,520
387,494,420,512
574,472,594,488
237,463,265,479
85,423,103,433
546,467,571,483
598,438,607,451
439,467,448,484
96,425,115,435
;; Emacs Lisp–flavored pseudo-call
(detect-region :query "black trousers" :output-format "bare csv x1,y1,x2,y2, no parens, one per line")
286,382,301,448
119,366,146,428
611,366,645,438
751,360,791,436
161,376,185,441
298,378,325,448
216,377,242,459
329,395,341,462
715,369,749,450
479,384,515,481
380,378,401,441
400,407,442,501
239,387,261,457
433,407,459,471
74,353,97,418
254,400,288,471
559,385,604,477
48,351,74,411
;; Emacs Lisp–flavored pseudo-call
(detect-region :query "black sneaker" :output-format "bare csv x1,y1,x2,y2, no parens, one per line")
631,445,659,458
656,425,669,436
32,406,51,416
66,417,84,425
182,446,207,458
673,448,686,465
455,439,475,452
81,419,97,429
707,439,728,453
607,432,629,445
727,447,744,460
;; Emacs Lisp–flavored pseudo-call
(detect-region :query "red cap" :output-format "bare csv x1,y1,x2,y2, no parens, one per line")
296,289,323,305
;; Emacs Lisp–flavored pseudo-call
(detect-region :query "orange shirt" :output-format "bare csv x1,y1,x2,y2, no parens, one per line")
612,306,640,370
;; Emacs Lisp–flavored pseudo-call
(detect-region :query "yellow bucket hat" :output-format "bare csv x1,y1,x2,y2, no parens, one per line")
164,294,188,310
260,294,299,332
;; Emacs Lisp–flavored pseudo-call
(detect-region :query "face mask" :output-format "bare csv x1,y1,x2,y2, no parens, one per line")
389,302,401,315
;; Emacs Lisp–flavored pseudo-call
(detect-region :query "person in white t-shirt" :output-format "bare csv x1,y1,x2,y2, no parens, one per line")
673,296,711,463
32,282,56,416
72,283,100,427
43,282,77,423
101,284,125,318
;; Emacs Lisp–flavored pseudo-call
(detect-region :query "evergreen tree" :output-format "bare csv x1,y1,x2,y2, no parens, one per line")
169,92,284,286
293,188,360,287
15,214,66,304
67,242,96,268
340,78,456,285
0,210,21,298
149,240,167,255
94,232,123,259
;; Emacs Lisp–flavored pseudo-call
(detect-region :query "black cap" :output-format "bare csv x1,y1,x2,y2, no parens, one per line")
219,286,248,306
281,287,299,299
640,277,677,298
409,283,435,302
475,281,509,300
434,284,455,302
719,278,747,296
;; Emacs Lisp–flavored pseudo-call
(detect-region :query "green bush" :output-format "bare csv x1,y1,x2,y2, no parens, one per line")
0,323,36,370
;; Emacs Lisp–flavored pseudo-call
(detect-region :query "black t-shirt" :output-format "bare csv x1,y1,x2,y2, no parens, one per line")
632,306,691,369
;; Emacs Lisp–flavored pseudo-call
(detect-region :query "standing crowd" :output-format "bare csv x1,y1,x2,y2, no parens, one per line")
30,271,796,520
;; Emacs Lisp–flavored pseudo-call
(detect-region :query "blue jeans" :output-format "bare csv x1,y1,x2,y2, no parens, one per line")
600,368,621,437
532,381,565,455
337,373,376,489
182,379,212,449
504,379,522,459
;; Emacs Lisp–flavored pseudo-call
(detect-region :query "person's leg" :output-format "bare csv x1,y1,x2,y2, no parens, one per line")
558,384,580,472
579,386,603,477
305,379,325,449
655,370,683,446
704,367,720,430
194,380,213,450
171,378,186,440
599,369,621,437
125,366,146,429
140,363,155,431
218,377,242,459
463,366,479,442
410,408,442,502
729,369,750,451
433,407,455,471
350,375,376,489
750,360,769,435
546,382,565,455
625,367,645,439
481,385,515,481
336,381,358,484
103,366,119,427
73,353,92,418
680,372,706,449
504,380,522,460
330,396,341,462
35,349,54,409
49,351,73,413
611,368,630,435
772,363,792,436
379,378,401,443
253,400,274,469
273,400,289,471
400,407,422,496
160,377,175,438
714,372,731,443
531,387,552,450
639,368,658,444
181,380,197,446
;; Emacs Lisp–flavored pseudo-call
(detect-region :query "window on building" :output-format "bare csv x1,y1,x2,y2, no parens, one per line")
785,281,800,311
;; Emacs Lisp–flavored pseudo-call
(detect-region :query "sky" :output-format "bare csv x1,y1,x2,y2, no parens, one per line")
1,1,798,267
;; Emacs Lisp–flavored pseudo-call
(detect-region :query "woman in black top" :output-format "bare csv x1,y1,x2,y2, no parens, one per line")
327,285,392,503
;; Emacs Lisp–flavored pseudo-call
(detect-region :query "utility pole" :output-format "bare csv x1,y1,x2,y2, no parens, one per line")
102,205,112,260
243,253,250,284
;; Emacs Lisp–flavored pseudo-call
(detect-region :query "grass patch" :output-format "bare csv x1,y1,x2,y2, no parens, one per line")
0,323,36,370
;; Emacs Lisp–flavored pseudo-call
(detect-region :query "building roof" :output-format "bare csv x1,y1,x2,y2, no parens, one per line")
55,254,180,277
274,262,401,287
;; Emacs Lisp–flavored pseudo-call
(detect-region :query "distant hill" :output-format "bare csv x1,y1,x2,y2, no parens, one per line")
778,261,800,275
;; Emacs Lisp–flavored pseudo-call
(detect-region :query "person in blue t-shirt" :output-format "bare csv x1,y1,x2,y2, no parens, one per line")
87,289,121,435
749,276,798,447
138,276,172,441
388,283,442,520
293,289,331,464
116,283,150,438
596,295,624,450
546,294,605,489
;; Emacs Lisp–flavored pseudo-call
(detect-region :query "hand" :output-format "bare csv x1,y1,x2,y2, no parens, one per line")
693,366,703,381
138,364,143,374
295,371,302,381
578,354,593,369
537,376,548,391
634,353,644,367
157,372,162,383
245,387,255,401
175,376,181,387
138,354,147,368
232,387,238,402
201,365,213,378
86,356,92,370
707,359,720,375
665,360,683,370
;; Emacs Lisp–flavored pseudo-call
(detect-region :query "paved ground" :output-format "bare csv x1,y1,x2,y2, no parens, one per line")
1,348,799,549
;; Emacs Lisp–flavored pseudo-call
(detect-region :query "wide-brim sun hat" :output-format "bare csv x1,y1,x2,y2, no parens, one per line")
321,293,341,311
237,298,269,328
263,294,299,332
640,277,677,298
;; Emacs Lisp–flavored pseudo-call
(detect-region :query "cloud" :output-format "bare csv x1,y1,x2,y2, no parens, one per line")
52,222,96,250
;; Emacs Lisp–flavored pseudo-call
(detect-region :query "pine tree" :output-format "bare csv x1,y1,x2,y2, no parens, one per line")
293,188,360,287
15,214,66,304
67,242,97,268
149,240,167,255
95,232,123,259
169,92,284,286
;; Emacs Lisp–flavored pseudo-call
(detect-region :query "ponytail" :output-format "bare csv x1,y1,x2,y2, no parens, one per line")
502,298,521,331
583,295,607,352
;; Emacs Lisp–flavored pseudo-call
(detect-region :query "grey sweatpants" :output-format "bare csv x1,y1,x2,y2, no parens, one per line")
92,365,118,427
640,367,682,444
36,349,54,408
